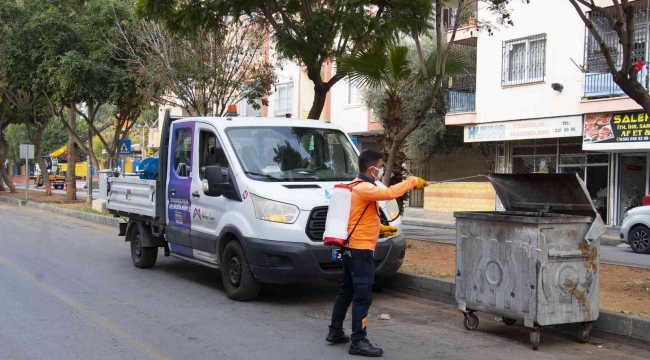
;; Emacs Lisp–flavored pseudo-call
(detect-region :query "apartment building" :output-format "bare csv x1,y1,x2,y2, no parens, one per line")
445,0,650,225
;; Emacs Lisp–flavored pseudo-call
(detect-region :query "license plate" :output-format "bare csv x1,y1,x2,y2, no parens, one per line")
332,249,342,261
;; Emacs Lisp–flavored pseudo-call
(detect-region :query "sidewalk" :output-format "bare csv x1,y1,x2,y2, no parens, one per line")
403,207,623,244
402,208,456,229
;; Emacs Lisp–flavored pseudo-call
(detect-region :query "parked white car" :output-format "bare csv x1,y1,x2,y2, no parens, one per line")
620,206,650,254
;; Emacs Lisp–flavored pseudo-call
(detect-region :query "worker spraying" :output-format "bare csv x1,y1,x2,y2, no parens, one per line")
325,149,428,357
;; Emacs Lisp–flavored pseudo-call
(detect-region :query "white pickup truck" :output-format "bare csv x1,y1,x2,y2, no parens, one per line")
105,110,406,301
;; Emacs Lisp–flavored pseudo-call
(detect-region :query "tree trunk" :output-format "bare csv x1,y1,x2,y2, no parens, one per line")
34,143,51,197
87,127,93,203
305,66,344,120
26,120,52,196
0,131,16,193
381,98,405,187
616,74,650,115
307,87,327,120
66,106,77,200
379,97,409,213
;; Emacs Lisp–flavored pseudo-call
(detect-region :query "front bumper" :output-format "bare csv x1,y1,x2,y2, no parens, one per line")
242,235,407,284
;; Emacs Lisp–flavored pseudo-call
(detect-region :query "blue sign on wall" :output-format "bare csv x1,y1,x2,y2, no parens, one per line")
118,139,132,155
350,137,358,148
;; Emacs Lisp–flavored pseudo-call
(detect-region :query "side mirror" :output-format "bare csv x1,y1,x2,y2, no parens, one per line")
203,166,226,197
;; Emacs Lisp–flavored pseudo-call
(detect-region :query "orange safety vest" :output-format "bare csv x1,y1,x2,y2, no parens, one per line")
346,176,418,251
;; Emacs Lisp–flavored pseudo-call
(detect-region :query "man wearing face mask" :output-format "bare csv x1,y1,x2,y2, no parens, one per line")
326,149,428,357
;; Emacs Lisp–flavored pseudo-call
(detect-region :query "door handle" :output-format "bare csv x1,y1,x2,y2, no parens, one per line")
192,191,200,198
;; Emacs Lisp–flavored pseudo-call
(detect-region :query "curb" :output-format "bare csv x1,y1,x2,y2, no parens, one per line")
402,218,456,229
386,272,650,344
0,196,123,227
0,195,26,207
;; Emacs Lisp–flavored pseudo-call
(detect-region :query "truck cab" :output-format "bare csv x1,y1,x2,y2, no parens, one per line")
106,111,406,301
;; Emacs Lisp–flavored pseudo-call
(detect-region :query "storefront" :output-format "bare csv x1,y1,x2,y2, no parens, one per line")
582,111,650,225
465,115,613,223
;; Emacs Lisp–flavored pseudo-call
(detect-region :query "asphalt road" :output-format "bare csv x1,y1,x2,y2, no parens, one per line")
1,204,648,360
402,225,650,269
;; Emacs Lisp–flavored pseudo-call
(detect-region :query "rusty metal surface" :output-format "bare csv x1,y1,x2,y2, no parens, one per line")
455,174,603,329
454,211,593,224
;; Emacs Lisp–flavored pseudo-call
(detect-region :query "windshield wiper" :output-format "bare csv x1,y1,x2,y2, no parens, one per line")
244,171,285,182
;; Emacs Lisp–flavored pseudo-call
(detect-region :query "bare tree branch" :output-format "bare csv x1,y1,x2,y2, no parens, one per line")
569,0,619,76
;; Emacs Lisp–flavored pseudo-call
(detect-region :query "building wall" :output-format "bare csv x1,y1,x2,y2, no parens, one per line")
423,182,496,212
474,0,586,124
329,78,372,133
266,57,301,118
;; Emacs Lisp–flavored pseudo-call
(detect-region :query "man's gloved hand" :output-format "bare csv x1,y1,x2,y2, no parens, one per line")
380,225,398,238
415,177,429,190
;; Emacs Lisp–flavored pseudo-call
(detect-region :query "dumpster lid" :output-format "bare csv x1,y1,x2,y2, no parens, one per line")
488,173,597,218
488,173,607,244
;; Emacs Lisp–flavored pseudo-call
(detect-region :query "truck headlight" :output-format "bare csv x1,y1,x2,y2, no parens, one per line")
385,199,400,221
251,194,299,224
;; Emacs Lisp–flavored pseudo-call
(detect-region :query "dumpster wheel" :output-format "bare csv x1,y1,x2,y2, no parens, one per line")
530,329,540,351
502,317,516,326
577,323,592,344
463,312,479,331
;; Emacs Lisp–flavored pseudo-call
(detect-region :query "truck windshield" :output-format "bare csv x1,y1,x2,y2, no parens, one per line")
226,126,359,182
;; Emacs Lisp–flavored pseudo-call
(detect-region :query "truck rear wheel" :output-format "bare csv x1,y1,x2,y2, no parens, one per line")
221,241,260,301
129,224,158,269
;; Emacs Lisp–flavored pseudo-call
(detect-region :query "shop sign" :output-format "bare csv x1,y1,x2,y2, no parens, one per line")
583,112,650,150
464,116,582,143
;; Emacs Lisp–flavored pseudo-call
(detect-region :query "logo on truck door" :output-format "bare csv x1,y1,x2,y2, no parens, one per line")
193,208,202,220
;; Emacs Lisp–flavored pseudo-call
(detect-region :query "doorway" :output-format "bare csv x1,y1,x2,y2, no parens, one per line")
618,154,648,222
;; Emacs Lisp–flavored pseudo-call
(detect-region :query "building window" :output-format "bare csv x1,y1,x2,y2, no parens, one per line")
347,78,361,105
502,34,546,86
241,99,262,117
274,83,293,116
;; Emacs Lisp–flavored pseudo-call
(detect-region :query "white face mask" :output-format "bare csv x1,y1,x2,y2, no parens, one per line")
371,166,384,181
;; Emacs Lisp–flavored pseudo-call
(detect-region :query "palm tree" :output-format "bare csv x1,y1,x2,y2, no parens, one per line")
338,42,467,188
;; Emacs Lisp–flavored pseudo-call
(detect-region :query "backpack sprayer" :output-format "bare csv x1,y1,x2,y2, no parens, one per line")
322,175,487,248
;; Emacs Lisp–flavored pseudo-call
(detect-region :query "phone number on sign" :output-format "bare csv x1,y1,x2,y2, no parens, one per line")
617,136,650,142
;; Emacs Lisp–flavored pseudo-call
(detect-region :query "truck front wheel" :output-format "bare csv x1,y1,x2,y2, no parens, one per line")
221,241,260,301
129,224,158,269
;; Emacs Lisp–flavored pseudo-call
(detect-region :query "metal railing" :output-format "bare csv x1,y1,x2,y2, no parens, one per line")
583,70,648,98
448,90,476,113
583,2,650,98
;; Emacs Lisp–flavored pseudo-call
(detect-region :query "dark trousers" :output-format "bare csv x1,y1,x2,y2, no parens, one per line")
330,248,375,342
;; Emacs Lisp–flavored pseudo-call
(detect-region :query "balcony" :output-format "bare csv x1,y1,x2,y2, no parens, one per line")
583,70,648,98
443,2,478,43
583,1,650,99
448,91,476,113
446,41,476,115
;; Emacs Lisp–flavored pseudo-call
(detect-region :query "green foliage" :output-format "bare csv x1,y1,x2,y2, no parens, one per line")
5,118,69,164
359,35,467,166
136,0,434,118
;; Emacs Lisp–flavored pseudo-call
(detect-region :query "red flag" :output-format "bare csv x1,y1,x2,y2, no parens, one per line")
636,60,643,72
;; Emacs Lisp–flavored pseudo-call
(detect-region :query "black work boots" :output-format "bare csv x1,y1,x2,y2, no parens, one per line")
327,329,383,357
326,328,350,344
348,338,384,357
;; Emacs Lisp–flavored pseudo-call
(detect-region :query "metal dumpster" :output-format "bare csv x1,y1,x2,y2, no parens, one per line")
454,173,607,350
